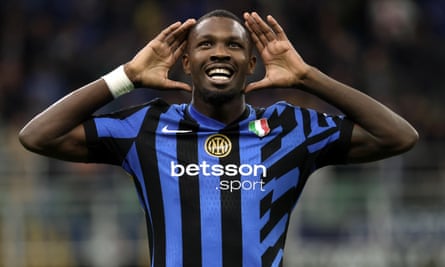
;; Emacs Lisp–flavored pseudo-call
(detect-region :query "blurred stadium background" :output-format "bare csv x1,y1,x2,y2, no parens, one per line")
1,0,444,266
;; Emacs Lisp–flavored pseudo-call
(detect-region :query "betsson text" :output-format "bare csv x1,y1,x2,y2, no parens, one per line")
170,161,267,178
170,161,267,192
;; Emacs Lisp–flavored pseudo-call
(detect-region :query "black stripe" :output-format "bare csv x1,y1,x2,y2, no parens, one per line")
301,108,312,138
131,177,154,258
94,98,164,118
262,107,297,161
261,231,286,267
136,103,169,267
176,120,202,267
260,187,295,241
84,118,134,165
315,117,354,166
220,129,243,267
316,112,329,127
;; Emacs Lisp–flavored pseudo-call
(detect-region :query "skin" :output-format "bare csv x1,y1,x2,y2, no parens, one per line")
19,12,418,164
183,17,256,123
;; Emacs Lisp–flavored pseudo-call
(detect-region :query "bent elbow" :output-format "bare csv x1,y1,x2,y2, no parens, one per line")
18,125,55,155
18,127,42,153
388,127,419,155
403,128,419,151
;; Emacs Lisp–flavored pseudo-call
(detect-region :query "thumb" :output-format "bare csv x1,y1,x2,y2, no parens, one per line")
244,79,272,93
165,79,193,92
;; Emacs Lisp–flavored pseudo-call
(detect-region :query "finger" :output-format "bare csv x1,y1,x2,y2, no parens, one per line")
244,78,272,93
244,13,266,51
251,12,277,42
165,18,196,47
156,21,182,43
244,16,265,52
165,79,192,92
245,13,268,46
249,28,264,52
172,40,188,60
266,15,288,41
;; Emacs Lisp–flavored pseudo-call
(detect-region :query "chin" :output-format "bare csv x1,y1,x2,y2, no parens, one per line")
200,88,242,105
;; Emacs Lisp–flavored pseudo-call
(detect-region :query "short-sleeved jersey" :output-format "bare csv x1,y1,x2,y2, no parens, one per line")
83,98,353,267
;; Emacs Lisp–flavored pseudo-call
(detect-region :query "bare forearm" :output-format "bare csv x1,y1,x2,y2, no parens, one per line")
300,67,418,157
19,79,113,152
300,67,398,130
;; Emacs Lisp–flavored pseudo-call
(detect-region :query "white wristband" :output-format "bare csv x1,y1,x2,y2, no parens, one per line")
102,65,134,98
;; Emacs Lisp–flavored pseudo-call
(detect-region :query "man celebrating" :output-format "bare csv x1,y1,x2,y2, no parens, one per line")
19,10,418,267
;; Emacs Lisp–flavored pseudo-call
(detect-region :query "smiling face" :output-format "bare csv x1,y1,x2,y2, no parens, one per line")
182,16,256,105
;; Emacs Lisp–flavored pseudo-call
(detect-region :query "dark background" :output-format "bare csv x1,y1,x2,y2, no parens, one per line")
0,0,444,266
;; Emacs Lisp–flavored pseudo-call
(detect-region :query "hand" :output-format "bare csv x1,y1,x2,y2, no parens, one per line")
125,19,196,91
243,12,310,93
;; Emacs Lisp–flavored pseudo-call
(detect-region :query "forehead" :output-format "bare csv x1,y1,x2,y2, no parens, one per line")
190,17,248,40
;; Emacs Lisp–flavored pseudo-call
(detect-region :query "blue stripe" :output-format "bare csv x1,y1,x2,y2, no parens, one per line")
307,131,340,153
240,144,264,267
271,249,284,267
157,118,183,267
265,168,299,203
198,140,223,267
95,107,148,138
124,144,150,212
307,109,337,137
260,214,288,253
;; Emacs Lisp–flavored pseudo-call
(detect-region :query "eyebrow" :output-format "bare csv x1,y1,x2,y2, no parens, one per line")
195,33,245,42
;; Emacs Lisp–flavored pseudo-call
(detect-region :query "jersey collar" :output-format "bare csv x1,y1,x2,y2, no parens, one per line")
186,104,252,130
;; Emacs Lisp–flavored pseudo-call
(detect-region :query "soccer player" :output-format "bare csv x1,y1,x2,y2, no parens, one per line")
19,10,418,267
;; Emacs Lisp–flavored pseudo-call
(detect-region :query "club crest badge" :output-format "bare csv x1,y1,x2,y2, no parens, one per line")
205,134,232,158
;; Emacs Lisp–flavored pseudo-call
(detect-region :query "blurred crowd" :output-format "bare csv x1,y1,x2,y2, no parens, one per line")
0,0,444,266
1,0,444,140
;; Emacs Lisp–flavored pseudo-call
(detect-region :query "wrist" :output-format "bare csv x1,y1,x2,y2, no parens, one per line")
297,66,319,89
102,65,135,98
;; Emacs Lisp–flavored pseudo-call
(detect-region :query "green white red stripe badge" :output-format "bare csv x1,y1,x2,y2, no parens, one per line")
249,118,270,137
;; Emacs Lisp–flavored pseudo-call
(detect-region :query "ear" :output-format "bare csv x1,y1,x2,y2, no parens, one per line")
182,53,191,75
247,55,256,75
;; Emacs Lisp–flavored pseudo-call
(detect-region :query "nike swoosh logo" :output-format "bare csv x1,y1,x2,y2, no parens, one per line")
161,125,193,134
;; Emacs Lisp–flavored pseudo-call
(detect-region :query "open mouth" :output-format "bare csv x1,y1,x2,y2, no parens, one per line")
206,67,234,81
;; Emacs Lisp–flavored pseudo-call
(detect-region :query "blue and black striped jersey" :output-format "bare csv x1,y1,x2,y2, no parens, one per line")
83,98,353,267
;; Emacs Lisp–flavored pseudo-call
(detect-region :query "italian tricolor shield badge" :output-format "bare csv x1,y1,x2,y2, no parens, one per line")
249,118,271,137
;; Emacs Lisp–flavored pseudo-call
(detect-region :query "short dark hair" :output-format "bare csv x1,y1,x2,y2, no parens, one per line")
196,9,244,26
193,9,253,52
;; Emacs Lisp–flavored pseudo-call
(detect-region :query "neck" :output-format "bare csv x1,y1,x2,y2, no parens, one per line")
191,95,246,125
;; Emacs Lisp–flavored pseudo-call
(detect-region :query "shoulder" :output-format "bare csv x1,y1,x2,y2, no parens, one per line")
256,101,350,133
262,101,347,120
260,101,305,112
85,98,189,141
93,98,179,120
255,101,307,118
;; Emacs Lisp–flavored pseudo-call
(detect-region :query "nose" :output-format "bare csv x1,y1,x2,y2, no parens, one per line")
210,44,230,61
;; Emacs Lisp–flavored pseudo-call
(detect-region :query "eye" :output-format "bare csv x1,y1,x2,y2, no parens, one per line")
198,41,212,48
228,42,242,49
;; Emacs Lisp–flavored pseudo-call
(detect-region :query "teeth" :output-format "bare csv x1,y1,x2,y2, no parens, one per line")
208,68,231,76
211,75,229,80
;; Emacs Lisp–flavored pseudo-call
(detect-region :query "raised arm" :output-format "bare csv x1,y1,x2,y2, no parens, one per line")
244,12,418,163
19,19,196,162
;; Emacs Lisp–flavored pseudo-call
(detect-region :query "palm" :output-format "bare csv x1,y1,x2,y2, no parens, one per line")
244,13,309,92
128,20,196,91
138,40,181,88
259,40,300,87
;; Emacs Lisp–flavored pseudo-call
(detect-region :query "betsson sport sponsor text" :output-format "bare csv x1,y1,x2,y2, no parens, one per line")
170,161,266,192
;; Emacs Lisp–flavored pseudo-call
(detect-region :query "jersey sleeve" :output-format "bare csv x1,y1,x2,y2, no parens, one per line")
82,103,150,166
305,110,353,168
